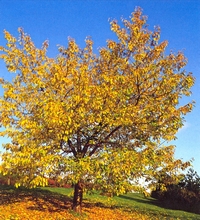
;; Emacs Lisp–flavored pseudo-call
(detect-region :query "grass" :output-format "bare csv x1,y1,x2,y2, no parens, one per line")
0,185,200,219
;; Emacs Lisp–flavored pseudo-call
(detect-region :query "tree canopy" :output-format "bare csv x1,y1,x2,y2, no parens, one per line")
0,8,194,211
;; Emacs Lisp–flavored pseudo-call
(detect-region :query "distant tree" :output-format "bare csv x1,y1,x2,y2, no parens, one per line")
0,8,194,212
179,168,200,193
151,168,200,214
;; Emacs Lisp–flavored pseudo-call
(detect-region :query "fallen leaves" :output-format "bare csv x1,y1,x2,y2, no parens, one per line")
0,193,76,220
0,187,162,220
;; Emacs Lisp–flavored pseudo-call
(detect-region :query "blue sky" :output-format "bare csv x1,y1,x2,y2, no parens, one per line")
0,0,199,174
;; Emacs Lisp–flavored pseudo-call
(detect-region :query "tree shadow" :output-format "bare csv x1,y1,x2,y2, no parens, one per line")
118,194,159,205
0,185,72,212
118,194,200,215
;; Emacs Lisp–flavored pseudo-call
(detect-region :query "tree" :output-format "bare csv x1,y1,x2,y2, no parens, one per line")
180,168,200,193
151,169,200,214
0,8,194,212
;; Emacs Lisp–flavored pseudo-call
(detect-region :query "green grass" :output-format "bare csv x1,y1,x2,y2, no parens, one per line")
43,187,200,220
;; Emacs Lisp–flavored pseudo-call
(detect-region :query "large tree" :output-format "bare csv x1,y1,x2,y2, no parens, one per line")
0,8,194,211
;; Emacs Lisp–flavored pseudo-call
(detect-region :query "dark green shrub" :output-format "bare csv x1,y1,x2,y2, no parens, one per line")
151,169,200,214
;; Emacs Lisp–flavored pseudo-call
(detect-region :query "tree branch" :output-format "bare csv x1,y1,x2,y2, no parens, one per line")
68,139,77,157
104,125,122,141
88,125,122,156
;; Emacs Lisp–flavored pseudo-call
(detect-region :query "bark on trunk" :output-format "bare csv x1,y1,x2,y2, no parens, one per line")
72,181,83,213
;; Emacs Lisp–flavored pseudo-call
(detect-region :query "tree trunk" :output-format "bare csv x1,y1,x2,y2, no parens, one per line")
72,181,84,213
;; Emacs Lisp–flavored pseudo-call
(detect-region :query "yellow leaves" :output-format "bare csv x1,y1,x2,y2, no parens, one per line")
99,48,111,60
179,103,193,115
85,37,93,49
134,53,146,62
7,64,17,72
28,176,48,188
68,39,79,53
15,182,21,188
4,30,17,43
0,189,78,220
107,40,117,50
110,20,120,32
128,41,134,51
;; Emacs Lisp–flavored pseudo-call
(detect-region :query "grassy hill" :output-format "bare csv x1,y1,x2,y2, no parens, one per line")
0,185,199,219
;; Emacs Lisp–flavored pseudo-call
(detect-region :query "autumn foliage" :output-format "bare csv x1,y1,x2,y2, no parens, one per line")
0,7,194,211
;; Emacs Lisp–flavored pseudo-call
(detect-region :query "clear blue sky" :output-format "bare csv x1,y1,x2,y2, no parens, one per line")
0,0,199,174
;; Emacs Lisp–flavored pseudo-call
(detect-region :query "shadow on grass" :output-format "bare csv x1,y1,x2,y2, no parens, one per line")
117,194,160,213
118,194,200,215
0,185,72,212
0,185,109,213
119,194,159,205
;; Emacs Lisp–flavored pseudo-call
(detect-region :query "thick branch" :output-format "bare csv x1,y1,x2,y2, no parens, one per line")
89,144,100,157
68,139,77,157
82,122,105,156
104,125,122,141
77,130,81,152
88,125,122,156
